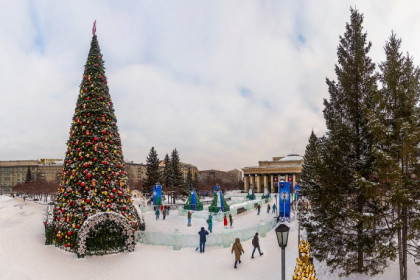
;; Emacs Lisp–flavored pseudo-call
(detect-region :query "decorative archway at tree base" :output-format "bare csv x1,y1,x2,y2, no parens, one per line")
76,211,135,258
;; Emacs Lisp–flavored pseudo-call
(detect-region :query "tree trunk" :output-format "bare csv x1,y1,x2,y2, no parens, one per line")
402,206,408,280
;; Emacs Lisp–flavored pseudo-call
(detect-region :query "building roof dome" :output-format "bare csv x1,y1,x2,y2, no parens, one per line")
278,154,303,162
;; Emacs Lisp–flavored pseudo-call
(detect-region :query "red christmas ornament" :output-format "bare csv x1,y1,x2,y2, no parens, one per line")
68,231,71,236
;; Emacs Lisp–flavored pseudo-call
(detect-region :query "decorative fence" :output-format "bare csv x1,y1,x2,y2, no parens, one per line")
135,217,278,250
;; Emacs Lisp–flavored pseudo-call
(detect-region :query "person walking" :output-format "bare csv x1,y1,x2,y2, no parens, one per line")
272,203,276,214
231,238,244,269
257,204,261,215
160,204,164,213
207,214,213,233
162,207,166,220
166,205,170,216
198,227,209,253
267,203,271,213
223,214,228,228
229,213,233,228
155,207,160,220
187,211,192,227
251,232,263,258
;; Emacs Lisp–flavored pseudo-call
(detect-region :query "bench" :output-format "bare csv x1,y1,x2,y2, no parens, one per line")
237,207,247,215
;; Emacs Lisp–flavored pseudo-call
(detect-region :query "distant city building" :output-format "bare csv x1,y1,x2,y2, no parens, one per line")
0,159,63,193
198,169,242,186
242,154,303,193
125,162,147,183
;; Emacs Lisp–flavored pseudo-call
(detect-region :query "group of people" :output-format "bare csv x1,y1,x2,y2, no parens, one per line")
155,205,170,220
256,203,277,215
231,232,263,269
223,214,233,228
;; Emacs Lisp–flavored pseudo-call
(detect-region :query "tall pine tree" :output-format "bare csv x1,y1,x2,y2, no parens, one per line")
170,149,184,199
303,8,393,276
375,33,420,280
185,168,194,193
48,27,142,256
144,147,161,198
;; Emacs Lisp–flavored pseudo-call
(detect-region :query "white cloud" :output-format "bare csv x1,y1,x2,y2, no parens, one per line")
0,0,419,171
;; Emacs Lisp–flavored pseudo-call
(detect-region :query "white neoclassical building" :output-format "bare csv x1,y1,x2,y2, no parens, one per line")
242,154,303,194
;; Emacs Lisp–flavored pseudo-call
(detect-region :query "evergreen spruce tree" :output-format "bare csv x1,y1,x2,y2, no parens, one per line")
162,153,172,201
25,166,32,184
375,33,420,280
185,168,194,193
48,26,143,256
303,8,393,276
299,131,325,246
144,147,161,198
170,149,184,199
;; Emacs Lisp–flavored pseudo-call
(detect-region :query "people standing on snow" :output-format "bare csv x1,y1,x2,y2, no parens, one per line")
229,213,233,228
256,204,261,215
198,227,209,253
223,214,228,228
187,211,192,226
267,204,271,213
251,232,263,258
272,203,276,214
166,205,170,216
160,204,164,213
155,208,160,220
207,214,213,233
231,237,245,269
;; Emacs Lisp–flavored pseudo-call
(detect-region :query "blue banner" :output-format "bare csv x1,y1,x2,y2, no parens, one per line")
153,185,162,205
279,182,290,218
191,190,197,206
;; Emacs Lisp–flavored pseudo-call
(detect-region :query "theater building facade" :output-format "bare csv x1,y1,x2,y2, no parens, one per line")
242,154,303,193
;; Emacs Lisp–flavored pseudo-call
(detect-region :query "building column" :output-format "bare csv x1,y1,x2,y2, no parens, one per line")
256,175,262,192
244,175,250,192
250,175,255,190
270,174,274,192
263,175,268,191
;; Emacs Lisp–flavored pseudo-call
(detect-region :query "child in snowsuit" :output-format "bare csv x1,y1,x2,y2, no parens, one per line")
231,238,244,269
229,214,233,228
251,232,263,258
187,211,192,226
155,208,160,220
207,214,213,233
223,215,228,228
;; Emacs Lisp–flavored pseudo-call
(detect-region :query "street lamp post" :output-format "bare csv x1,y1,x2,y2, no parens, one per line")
275,224,290,280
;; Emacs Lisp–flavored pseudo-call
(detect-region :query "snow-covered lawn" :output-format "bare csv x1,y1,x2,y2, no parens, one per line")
0,195,418,280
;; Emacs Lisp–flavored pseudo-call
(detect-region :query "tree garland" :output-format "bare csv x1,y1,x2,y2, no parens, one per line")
76,212,134,258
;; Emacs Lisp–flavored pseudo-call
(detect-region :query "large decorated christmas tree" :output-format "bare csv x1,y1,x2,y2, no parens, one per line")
45,22,145,257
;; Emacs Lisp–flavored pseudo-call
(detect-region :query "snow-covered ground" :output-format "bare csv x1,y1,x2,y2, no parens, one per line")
0,194,418,280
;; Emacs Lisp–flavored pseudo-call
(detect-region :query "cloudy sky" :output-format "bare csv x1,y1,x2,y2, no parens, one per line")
0,0,419,171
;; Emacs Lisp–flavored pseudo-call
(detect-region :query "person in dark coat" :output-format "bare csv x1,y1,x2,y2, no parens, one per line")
257,204,261,215
229,213,233,228
162,207,166,220
267,203,271,213
231,237,244,269
251,232,263,258
198,227,209,253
